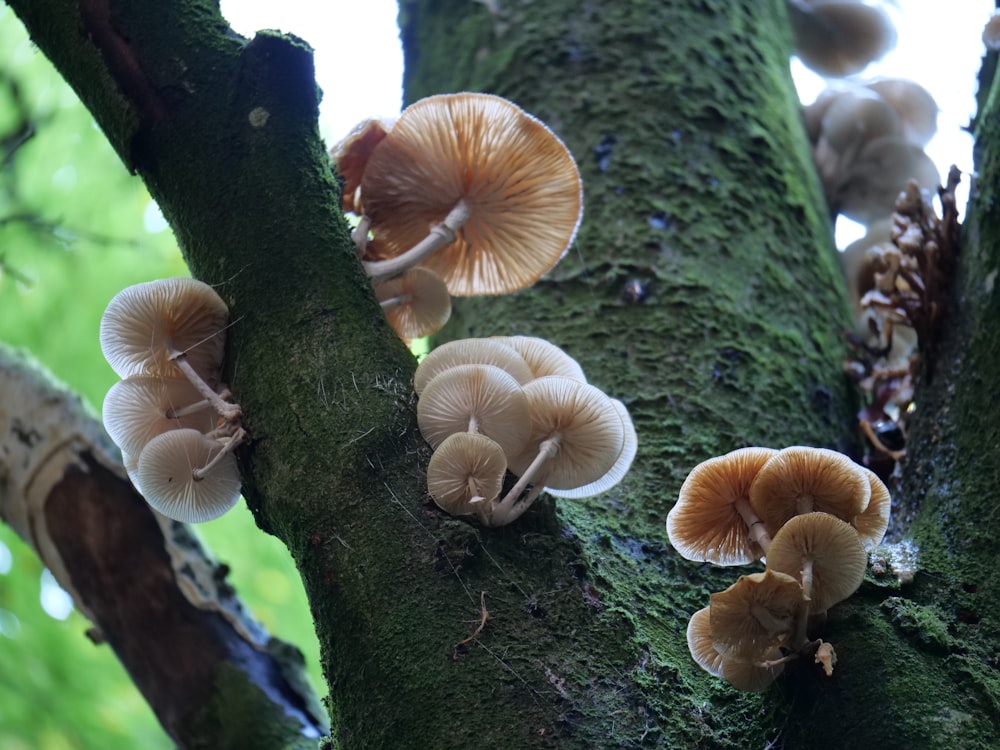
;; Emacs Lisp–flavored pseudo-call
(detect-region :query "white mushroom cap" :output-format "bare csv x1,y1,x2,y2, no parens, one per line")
508,376,625,490
788,0,897,78
491,335,587,382
414,338,533,395
136,429,241,523
102,375,216,457
100,278,230,384
416,364,531,459
427,432,507,516
375,267,452,339
545,398,636,499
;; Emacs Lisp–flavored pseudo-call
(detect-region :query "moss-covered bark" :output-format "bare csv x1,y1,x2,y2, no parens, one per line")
403,0,1000,748
9,0,1000,747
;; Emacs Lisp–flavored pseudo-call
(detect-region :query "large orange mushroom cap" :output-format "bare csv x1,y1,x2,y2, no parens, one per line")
666,447,778,566
360,93,583,296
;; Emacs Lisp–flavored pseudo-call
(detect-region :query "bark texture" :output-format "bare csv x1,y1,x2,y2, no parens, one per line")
7,0,1000,748
0,348,326,749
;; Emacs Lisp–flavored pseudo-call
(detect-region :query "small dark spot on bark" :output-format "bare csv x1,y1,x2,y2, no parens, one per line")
648,211,671,230
622,279,648,304
593,134,616,172
955,607,980,624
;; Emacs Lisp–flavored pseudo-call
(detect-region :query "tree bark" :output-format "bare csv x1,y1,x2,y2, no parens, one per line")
6,0,1000,748
0,347,326,749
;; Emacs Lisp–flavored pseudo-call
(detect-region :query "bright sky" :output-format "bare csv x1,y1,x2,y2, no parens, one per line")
220,1,994,246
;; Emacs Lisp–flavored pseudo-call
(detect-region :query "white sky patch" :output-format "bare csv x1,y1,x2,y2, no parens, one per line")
792,1,994,246
0,540,11,575
143,199,170,234
220,0,404,144
40,568,74,620
218,1,991,249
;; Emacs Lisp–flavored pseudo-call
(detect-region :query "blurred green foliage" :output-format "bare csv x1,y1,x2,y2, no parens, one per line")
0,7,324,747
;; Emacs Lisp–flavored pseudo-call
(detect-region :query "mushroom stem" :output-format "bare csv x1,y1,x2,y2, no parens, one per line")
734,497,772,554
363,200,472,282
488,437,560,525
164,399,214,420
167,346,241,423
351,215,372,256
378,293,413,310
192,428,246,481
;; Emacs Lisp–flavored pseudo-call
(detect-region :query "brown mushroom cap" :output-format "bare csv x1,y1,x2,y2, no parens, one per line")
102,375,216,457
416,364,531,459
100,278,229,384
686,606,725,678
492,336,587,382
666,447,778,566
508,376,625,490
414,338,534,395
135,428,241,523
427,432,507,516
853,468,891,551
720,649,785,692
765,512,867,613
546,397,635,499
360,92,583,296
789,0,897,78
709,570,804,662
375,267,452,339
748,446,870,536
330,117,393,214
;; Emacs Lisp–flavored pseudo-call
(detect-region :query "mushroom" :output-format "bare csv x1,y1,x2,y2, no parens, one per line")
852,468,891,551
833,136,940,225
375,267,452,339
100,278,239,421
864,78,938,148
416,363,531,460
426,432,507,518
709,569,805,663
135,428,242,523
489,376,625,524
787,0,897,78
688,606,788,692
330,116,393,216
545,397,636,499
358,93,583,295
491,335,586,382
764,512,867,614
102,375,218,457
686,606,725,678
748,446,870,537
666,447,778,566
413,338,534,396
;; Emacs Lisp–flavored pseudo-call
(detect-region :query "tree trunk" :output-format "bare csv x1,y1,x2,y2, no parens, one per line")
5,0,1000,748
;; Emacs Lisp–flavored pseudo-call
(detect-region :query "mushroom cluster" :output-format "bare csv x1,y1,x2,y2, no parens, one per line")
803,78,939,225
415,336,635,526
667,445,890,690
99,278,245,523
787,0,897,78
842,171,961,475
331,93,583,340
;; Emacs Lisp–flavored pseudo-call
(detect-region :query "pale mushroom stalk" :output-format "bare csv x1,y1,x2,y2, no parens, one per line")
734,496,773,554
164,398,215,420
378,293,413,310
489,437,560,525
192,428,246,481
363,200,472,283
168,348,241,422
351,215,372,256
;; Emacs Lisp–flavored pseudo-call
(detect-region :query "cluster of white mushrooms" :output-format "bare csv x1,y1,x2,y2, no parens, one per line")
331,92,583,340
415,336,636,526
667,446,890,690
804,78,939,226
100,278,244,523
